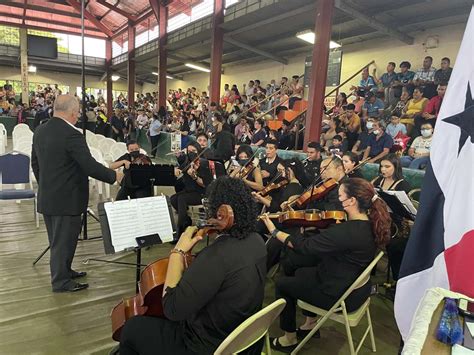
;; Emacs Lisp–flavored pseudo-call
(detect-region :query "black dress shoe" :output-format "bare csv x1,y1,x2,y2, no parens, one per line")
53,282,89,293
71,271,87,279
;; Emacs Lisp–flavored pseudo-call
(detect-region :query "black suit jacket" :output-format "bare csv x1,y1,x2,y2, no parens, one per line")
32,117,116,215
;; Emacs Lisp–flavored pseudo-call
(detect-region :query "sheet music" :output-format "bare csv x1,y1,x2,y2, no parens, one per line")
104,196,174,252
378,189,418,216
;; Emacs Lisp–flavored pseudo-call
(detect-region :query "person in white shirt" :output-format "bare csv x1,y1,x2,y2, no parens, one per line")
400,123,433,169
136,110,149,129
289,75,303,109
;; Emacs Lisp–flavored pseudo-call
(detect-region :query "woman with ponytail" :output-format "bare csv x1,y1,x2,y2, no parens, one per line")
260,177,391,352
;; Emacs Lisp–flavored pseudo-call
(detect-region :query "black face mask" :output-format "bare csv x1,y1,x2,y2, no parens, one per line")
130,151,140,159
238,158,249,166
187,151,198,161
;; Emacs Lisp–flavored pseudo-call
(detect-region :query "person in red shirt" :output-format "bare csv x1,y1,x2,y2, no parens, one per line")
414,83,446,136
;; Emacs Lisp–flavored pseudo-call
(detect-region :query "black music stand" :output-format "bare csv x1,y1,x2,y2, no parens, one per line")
377,190,416,221
129,164,176,192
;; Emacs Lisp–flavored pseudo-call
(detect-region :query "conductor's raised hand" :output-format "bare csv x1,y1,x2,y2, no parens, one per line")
176,226,201,253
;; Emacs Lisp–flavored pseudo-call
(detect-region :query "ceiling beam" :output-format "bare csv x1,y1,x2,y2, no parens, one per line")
335,0,414,45
0,1,82,18
0,12,104,33
224,37,287,65
65,0,114,38
96,0,137,21
0,20,107,39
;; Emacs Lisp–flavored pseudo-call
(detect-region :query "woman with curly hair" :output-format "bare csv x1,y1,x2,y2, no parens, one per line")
120,177,267,355
260,178,391,352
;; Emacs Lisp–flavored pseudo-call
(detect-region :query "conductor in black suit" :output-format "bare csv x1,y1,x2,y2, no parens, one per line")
32,95,124,293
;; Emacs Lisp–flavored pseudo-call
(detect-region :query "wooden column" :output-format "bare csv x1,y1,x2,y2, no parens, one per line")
158,3,168,108
209,0,224,104
19,28,29,107
127,23,136,107
303,0,335,147
105,39,113,117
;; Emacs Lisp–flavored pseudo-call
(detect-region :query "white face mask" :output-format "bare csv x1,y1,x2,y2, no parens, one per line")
373,129,380,136
421,129,433,137
366,121,374,130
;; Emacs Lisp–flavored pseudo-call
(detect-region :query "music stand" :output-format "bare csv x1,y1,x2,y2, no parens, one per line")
377,190,416,221
130,164,176,188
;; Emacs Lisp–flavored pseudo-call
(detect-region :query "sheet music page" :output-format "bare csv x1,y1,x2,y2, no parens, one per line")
381,190,418,216
104,196,174,252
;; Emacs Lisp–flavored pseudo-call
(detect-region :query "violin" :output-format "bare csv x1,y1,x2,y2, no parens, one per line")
131,153,152,166
110,204,234,342
257,179,288,197
236,157,259,180
260,209,346,228
288,178,339,208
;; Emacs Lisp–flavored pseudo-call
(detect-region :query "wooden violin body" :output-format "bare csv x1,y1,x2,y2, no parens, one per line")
262,209,346,228
257,179,288,197
293,178,338,207
131,153,152,166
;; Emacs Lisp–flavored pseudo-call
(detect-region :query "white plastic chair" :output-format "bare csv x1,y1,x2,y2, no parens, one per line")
98,138,116,162
292,251,384,355
109,143,128,162
0,135,5,155
214,298,286,355
13,135,32,150
85,130,98,148
89,147,111,199
13,130,33,150
0,123,7,148
14,141,32,156
12,123,30,135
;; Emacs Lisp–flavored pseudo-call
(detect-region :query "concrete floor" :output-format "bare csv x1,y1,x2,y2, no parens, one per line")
0,149,400,354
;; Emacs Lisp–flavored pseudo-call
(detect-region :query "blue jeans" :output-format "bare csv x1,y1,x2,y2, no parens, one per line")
400,156,429,169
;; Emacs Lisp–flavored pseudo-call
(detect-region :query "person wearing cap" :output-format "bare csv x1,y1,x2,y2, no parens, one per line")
362,92,385,120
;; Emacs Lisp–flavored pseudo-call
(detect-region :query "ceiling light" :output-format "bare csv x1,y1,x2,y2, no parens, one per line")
296,30,341,49
166,75,174,80
111,75,120,81
28,65,37,73
185,63,211,73
152,72,159,76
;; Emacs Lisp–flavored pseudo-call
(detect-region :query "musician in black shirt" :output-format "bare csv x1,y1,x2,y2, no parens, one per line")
170,142,213,241
109,140,152,200
120,177,267,355
260,178,391,352
259,139,283,186
302,141,323,188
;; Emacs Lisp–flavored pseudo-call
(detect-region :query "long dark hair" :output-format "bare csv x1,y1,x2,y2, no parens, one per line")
206,177,258,239
340,178,391,248
379,153,404,181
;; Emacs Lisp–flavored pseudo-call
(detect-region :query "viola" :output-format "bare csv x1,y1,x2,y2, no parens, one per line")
260,209,346,228
110,204,234,342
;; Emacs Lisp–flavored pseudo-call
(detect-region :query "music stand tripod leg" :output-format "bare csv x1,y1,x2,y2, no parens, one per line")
33,245,50,265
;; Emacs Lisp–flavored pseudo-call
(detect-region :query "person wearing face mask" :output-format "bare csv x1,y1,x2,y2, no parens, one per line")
229,144,263,191
400,123,433,170
362,119,394,163
170,142,213,243
260,178,391,352
110,140,153,201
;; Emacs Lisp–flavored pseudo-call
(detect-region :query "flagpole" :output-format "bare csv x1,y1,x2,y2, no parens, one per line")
81,0,87,135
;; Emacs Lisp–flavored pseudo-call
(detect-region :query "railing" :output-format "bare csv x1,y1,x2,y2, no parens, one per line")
325,60,375,98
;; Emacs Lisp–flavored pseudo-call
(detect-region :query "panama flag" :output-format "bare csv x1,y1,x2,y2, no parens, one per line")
394,6,474,341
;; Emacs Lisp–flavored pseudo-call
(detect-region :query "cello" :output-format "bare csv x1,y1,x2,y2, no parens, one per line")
110,204,234,341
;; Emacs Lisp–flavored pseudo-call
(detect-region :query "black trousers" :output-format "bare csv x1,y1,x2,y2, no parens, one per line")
116,186,152,201
170,190,203,239
276,267,372,332
386,236,408,281
120,316,196,355
43,214,82,290
150,135,160,158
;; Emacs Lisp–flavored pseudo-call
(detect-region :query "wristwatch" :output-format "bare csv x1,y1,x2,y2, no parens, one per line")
271,229,279,238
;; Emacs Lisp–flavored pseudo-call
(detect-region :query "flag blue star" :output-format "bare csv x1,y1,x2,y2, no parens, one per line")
443,82,474,154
